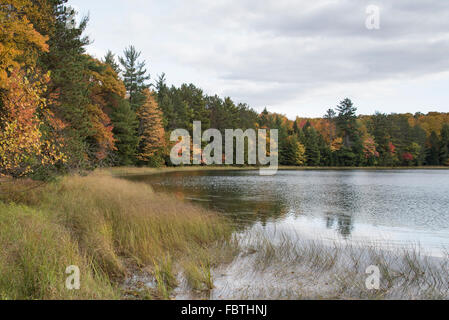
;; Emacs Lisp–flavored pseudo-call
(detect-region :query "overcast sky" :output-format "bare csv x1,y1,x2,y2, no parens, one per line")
71,0,449,118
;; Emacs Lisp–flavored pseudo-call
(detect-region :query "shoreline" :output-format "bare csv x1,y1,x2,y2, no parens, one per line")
103,165,449,177
2,169,449,299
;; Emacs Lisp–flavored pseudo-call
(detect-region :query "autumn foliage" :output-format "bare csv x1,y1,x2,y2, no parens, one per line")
0,69,65,177
1,0,449,178
137,90,166,166
0,0,49,87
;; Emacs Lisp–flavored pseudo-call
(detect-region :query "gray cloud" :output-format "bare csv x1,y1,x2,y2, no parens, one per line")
165,0,449,110
73,0,449,116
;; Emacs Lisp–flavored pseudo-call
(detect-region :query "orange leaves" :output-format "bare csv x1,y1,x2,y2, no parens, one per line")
363,136,379,159
87,103,116,161
0,0,49,87
88,58,126,102
0,68,66,177
84,57,128,161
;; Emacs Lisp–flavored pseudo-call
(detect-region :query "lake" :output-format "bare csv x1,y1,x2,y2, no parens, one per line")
128,169,449,257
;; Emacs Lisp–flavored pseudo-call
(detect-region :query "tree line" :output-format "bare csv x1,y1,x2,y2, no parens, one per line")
1,0,449,178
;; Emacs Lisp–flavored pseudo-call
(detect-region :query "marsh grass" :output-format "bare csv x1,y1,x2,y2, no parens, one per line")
0,173,233,300
213,230,449,300
0,177,45,206
0,203,118,299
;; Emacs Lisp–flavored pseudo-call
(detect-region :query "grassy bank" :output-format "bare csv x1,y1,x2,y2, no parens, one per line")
0,173,233,299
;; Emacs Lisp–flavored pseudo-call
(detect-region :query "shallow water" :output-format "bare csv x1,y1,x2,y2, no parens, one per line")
128,169,449,257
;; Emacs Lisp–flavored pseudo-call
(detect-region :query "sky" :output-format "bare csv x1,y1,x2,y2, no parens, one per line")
70,0,449,119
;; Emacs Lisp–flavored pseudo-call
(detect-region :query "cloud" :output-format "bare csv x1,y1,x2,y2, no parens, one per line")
72,0,449,117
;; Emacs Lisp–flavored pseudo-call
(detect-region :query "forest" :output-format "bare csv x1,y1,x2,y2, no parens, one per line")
2,0,449,180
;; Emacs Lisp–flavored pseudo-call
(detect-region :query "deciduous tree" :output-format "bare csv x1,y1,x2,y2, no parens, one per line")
137,90,166,167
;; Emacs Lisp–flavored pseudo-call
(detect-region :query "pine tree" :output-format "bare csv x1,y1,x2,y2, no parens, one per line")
110,98,139,165
103,50,121,74
425,131,440,165
119,45,150,111
304,127,321,166
281,135,306,166
292,120,300,134
336,98,358,148
155,73,176,130
137,90,166,167
29,1,97,168
324,108,337,144
439,124,449,165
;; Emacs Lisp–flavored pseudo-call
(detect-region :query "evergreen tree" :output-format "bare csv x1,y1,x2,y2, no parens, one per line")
324,108,337,143
439,124,449,165
178,83,210,132
119,45,150,111
30,1,98,169
259,108,271,128
336,98,358,148
425,131,440,165
304,127,321,166
103,50,121,74
281,135,306,166
293,120,300,134
155,73,176,130
318,134,332,166
110,98,139,165
410,125,427,165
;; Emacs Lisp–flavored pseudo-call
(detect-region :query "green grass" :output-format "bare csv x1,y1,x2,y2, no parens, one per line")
0,203,118,299
0,173,233,300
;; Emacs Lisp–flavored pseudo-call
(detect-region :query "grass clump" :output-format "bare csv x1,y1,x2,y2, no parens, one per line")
0,203,118,300
152,255,177,299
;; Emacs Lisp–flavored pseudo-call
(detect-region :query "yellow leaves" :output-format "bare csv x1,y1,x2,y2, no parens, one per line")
0,0,48,89
0,120,40,176
88,57,126,99
0,68,66,177
137,90,166,162
331,137,344,152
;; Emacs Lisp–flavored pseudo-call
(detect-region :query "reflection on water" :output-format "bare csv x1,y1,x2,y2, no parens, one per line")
128,171,290,228
127,169,449,255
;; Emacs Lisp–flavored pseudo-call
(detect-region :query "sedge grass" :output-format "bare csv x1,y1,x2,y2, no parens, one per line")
0,173,233,300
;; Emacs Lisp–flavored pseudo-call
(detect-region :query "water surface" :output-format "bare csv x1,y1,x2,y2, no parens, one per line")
128,169,449,256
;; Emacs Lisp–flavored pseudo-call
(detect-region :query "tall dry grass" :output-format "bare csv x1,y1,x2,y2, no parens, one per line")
0,173,232,299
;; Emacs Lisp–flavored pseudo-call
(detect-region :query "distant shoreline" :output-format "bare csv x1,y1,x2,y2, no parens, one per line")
103,165,449,177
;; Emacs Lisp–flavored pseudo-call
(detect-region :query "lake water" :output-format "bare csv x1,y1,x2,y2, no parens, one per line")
128,169,449,257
